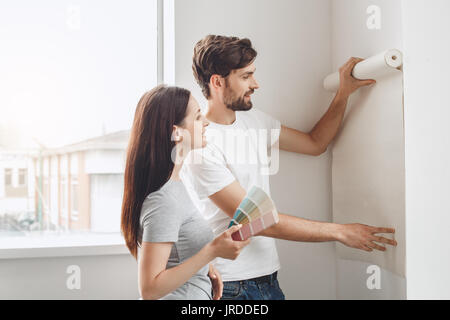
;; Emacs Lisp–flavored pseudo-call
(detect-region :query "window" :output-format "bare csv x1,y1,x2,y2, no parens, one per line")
71,176,79,221
0,0,167,249
18,169,27,187
4,169,12,187
43,177,49,212
59,176,69,222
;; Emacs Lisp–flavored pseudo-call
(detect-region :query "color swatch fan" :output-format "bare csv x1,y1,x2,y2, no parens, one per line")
228,186,279,241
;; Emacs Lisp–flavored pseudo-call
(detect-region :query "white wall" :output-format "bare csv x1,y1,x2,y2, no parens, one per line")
0,254,138,299
330,0,406,299
175,0,336,299
402,0,450,299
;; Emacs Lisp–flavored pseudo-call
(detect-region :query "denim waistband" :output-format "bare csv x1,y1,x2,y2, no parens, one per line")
241,271,278,285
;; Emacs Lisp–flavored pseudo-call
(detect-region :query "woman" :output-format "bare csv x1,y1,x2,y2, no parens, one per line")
121,85,250,300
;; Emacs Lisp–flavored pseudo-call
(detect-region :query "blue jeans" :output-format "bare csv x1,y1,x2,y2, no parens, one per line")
220,271,285,300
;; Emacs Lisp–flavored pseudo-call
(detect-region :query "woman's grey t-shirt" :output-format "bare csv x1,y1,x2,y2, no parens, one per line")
139,179,215,300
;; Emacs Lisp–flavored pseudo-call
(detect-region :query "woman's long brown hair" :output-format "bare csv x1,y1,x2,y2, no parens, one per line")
121,85,190,259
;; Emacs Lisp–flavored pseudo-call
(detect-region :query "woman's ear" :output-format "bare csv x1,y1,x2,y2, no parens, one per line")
172,125,183,142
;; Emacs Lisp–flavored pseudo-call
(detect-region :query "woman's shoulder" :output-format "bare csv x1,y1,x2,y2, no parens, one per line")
140,181,184,220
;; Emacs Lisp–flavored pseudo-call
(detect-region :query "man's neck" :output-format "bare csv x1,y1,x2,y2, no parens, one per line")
206,99,236,125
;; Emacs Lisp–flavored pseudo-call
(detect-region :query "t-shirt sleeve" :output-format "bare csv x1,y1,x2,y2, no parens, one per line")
140,193,182,243
180,147,236,200
252,108,281,147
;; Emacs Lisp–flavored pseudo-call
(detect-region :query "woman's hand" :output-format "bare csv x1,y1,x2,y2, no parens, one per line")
208,264,223,300
204,225,249,300
209,224,251,260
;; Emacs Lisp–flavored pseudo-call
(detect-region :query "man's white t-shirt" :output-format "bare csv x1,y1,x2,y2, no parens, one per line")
180,107,282,281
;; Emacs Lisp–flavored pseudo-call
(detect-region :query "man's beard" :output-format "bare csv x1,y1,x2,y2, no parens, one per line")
223,85,254,112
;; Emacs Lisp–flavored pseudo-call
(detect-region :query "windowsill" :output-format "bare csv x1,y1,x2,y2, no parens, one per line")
0,233,130,260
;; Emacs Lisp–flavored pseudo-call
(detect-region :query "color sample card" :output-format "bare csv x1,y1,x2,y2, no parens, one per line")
228,186,279,241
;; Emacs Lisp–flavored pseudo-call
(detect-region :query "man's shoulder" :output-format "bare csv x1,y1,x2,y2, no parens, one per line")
184,143,226,167
238,107,277,127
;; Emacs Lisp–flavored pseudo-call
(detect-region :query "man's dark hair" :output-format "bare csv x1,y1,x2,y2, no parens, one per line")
192,35,257,99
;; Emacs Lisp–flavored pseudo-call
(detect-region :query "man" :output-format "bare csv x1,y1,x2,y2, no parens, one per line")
179,35,397,300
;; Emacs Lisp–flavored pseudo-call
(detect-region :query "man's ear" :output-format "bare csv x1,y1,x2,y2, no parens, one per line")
210,74,224,92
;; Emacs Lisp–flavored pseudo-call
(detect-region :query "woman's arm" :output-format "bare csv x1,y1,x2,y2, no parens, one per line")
138,241,214,300
138,224,248,300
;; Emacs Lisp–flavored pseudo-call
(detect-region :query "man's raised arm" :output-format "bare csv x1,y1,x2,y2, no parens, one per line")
279,57,376,156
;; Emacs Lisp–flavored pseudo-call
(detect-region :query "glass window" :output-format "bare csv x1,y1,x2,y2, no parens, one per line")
18,168,27,187
4,169,12,187
71,176,79,220
61,176,67,214
0,0,160,241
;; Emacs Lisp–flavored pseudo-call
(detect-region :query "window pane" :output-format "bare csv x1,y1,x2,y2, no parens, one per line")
71,177,79,214
0,0,158,238
4,169,12,187
18,169,27,186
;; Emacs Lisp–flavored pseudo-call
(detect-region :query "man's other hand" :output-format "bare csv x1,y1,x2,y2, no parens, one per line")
337,223,397,252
